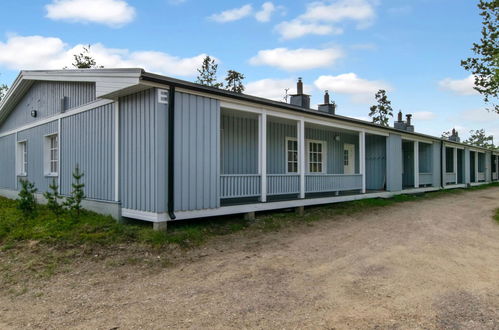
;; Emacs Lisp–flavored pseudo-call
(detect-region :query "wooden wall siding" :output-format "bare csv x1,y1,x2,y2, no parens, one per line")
221,112,258,174
444,173,457,185
418,143,432,173
365,134,386,190
386,134,403,191
432,142,442,187
61,103,115,201
478,153,485,172
445,147,454,173
174,92,220,211
220,174,260,198
305,127,360,174
419,173,433,186
267,120,297,174
457,149,465,183
0,81,95,133
485,152,492,182
402,140,414,187
306,174,362,193
17,121,58,193
267,174,300,195
120,89,161,212
0,134,16,189
470,151,476,182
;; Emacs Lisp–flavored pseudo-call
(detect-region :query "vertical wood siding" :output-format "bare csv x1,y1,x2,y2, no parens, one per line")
0,81,95,133
174,92,220,211
418,143,432,173
386,134,402,191
61,103,115,201
402,141,414,187
0,134,15,189
267,120,297,174
17,121,58,193
432,142,442,187
221,112,258,174
120,89,161,212
365,134,386,190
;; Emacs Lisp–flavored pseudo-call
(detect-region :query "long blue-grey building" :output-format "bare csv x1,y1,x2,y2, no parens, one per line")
0,69,497,230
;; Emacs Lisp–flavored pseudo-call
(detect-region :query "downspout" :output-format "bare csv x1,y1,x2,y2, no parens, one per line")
167,86,176,220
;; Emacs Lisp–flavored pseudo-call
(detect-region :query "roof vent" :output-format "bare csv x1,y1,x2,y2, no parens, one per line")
289,78,310,109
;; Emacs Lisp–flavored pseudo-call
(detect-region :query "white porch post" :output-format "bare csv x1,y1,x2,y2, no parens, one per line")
359,131,366,193
259,113,267,202
299,119,305,199
475,152,479,182
496,155,499,180
414,141,419,188
453,147,458,184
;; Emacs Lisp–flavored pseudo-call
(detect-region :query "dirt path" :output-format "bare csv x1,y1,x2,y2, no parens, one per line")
1,188,499,329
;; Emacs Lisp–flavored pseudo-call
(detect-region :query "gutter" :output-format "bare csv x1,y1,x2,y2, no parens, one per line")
167,85,176,220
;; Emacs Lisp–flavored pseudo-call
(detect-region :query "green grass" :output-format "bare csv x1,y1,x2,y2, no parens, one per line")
494,208,499,224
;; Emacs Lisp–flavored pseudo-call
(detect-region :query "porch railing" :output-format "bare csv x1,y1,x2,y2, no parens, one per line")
419,173,433,186
493,172,498,180
220,174,261,199
444,172,456,185
267,174,300,195
477,172,486,182
305,174,362,193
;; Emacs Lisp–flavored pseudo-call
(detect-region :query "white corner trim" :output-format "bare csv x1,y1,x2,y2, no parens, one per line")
114,100,120,202
0,99,114,138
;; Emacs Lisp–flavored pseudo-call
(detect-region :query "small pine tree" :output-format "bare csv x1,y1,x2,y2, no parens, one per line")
464,129,496,149
369,89,393,127
224,70,245,93
72,45,103,69
195,56,223,88
0,84,7,102
64,165,86,220
17,179,38,219
43,179,64,218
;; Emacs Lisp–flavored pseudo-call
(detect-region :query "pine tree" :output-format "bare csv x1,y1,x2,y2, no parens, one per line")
43,178,64,218
64,165,86,220
195,56,223,88
461,0,499,113
17,179,38,219
224,70,245,93
464,129,496,149
369,89,393,127
72,45,103,69
0,84,7,102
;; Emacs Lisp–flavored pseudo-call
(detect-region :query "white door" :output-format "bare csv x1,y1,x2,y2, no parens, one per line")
343,144,355,174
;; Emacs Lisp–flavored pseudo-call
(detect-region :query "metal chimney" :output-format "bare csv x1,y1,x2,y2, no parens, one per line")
297,77,303,94
289,77,310,109
318,90,336,115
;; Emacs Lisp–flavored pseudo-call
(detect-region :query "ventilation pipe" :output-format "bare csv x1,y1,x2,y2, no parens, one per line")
289,78,310,109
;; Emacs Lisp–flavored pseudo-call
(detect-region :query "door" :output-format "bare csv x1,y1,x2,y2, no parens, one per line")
343,144,355,174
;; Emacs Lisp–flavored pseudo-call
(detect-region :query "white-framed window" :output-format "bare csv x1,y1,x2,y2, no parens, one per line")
343,149,349,166
16,141,28,176
44,134,58,176
307,140,326,173
285,137,298,173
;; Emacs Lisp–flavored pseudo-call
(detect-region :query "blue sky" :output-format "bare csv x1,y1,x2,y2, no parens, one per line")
0,0,497,141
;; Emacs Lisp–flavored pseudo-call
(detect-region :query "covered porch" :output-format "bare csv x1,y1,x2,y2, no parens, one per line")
493,154,498,181
402,139,435,189
470,151,486,183
442,145,465,186
219,107,387,205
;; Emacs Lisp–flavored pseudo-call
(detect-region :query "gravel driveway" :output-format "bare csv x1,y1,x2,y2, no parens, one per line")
1,187,499,329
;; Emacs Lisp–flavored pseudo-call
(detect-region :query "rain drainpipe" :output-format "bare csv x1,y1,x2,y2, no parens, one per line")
167,85,176,220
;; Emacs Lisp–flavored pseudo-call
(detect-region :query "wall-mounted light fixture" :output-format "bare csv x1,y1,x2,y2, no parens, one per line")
30,110,37,118
334,135,340,141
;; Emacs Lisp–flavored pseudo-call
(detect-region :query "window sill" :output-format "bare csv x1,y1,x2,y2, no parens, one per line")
17,174,27,177
45,174,59,178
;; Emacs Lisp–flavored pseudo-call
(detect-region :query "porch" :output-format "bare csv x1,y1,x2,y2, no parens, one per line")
219,108,386,205
442,146,465,186
402,140,434,189
470,151,486,183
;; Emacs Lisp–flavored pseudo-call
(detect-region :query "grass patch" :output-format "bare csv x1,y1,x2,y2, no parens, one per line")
0,182,498,287
494,209,499,224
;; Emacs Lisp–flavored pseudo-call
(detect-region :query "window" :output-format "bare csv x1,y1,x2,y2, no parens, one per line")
343,149,349,166
17,141,27,176
286,138,298,173
308,140,325,173
44,134,58,176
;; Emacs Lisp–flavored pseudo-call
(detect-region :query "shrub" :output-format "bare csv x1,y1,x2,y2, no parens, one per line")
43,179,64,218
64,165,86,221
17,179,38,219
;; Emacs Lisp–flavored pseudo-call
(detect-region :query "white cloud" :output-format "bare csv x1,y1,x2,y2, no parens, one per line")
275,19,341,40
45,0,135,27
246,78,313,101
249,47,343,71
209,4,253,23
387,5,412,15
275,0,376,39
314,73,391,103
255,2,276,22
438,75,478,95
413,111,436,121
0,35,210,77
459,108,499,123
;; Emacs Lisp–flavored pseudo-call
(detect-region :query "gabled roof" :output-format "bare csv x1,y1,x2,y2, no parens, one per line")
0,68,497,154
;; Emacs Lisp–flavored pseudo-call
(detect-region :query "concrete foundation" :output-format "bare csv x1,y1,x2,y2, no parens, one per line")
244,211,256,220
153,221,168,231
295,206,305,216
